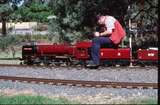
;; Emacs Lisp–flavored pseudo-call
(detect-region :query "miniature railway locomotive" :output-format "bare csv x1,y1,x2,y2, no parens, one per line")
21,41,158,67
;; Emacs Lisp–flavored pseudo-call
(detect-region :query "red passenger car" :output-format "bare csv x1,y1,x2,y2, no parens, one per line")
137,49,158,61
136,49,158,66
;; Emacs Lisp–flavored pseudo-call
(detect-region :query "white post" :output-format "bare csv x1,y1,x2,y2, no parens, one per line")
128,5,133,67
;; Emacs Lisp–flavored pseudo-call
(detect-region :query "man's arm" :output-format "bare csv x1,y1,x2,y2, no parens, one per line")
99,30,112,36
94,30,112,37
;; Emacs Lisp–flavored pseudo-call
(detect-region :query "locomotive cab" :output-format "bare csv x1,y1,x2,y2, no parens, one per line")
22,44,37,65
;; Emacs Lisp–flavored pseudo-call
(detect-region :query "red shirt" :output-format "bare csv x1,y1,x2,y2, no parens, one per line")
104,16,126,44
109,20,126,44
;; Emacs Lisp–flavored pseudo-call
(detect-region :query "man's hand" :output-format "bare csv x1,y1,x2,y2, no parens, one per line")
94,32,100,37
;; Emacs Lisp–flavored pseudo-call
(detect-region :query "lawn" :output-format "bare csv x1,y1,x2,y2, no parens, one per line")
0,50,22,58
0,50,21,64
126,97,157,104
0,94,157,104
0,94,79,104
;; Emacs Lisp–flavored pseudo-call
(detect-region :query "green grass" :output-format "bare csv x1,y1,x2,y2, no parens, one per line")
0,95,79,104
126,97,157,104
0,94,157,104
0,50,22,58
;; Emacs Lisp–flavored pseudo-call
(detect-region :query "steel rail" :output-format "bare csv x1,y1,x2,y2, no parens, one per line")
0,76,158,89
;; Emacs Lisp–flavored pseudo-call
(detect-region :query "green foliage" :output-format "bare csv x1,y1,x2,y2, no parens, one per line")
129,0,158,25
0,3,12,15
0,0,23,18
11,1,53,22
15,34,49,42
30,34,48,41
0,0,157,48
48,0,158,48
0,35,50,50
0,36,18,50
30,2,50,12
48,0,129,43
48,0,88,43
0,0,23,36
35,24,48,31
0,95,78,104
125,0,158,48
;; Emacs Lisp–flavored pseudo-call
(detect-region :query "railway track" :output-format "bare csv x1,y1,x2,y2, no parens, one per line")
0,75,158,89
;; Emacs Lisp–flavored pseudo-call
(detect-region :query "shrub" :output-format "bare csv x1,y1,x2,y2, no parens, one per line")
0,36,18,50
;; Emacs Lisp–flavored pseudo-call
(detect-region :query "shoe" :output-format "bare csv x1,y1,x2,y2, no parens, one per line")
86,63,99,69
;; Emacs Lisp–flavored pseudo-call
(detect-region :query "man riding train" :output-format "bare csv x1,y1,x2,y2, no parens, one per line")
86,15,126,69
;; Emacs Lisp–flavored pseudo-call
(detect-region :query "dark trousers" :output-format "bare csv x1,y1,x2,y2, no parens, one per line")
91,37,115,65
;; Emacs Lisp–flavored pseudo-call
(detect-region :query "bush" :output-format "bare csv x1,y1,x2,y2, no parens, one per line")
0,34,52,51
31,34,48,41
35,24,48,31
0,36,18,50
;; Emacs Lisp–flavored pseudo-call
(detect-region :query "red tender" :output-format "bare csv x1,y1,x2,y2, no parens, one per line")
137,49,158,61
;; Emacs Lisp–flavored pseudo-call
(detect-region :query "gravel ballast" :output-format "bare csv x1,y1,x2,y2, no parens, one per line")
0,81,158,104
0,66,158,104
0,66,158,83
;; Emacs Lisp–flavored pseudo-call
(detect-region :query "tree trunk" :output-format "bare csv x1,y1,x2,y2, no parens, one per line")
2,17,7,36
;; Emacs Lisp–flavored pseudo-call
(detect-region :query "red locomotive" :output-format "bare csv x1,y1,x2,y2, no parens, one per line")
21,41,158,67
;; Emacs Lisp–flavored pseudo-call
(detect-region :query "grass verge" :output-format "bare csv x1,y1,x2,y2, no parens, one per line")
126,97,157,104
0,51,21,58
0,94,79,104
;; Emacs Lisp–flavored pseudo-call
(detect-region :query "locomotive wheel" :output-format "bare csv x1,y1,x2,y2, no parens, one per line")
101,60,116,67
80,60,87,67
137,61,145,67
54,63,60,66
119,61,130,66
140,64,145,67
26,60,34,65
42,56,51,66
65,62,71,66
54,61,61,66
43,62,51,66
20,62,23,65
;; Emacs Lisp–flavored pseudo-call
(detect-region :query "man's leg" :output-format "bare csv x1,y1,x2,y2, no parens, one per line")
91,37,113,65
